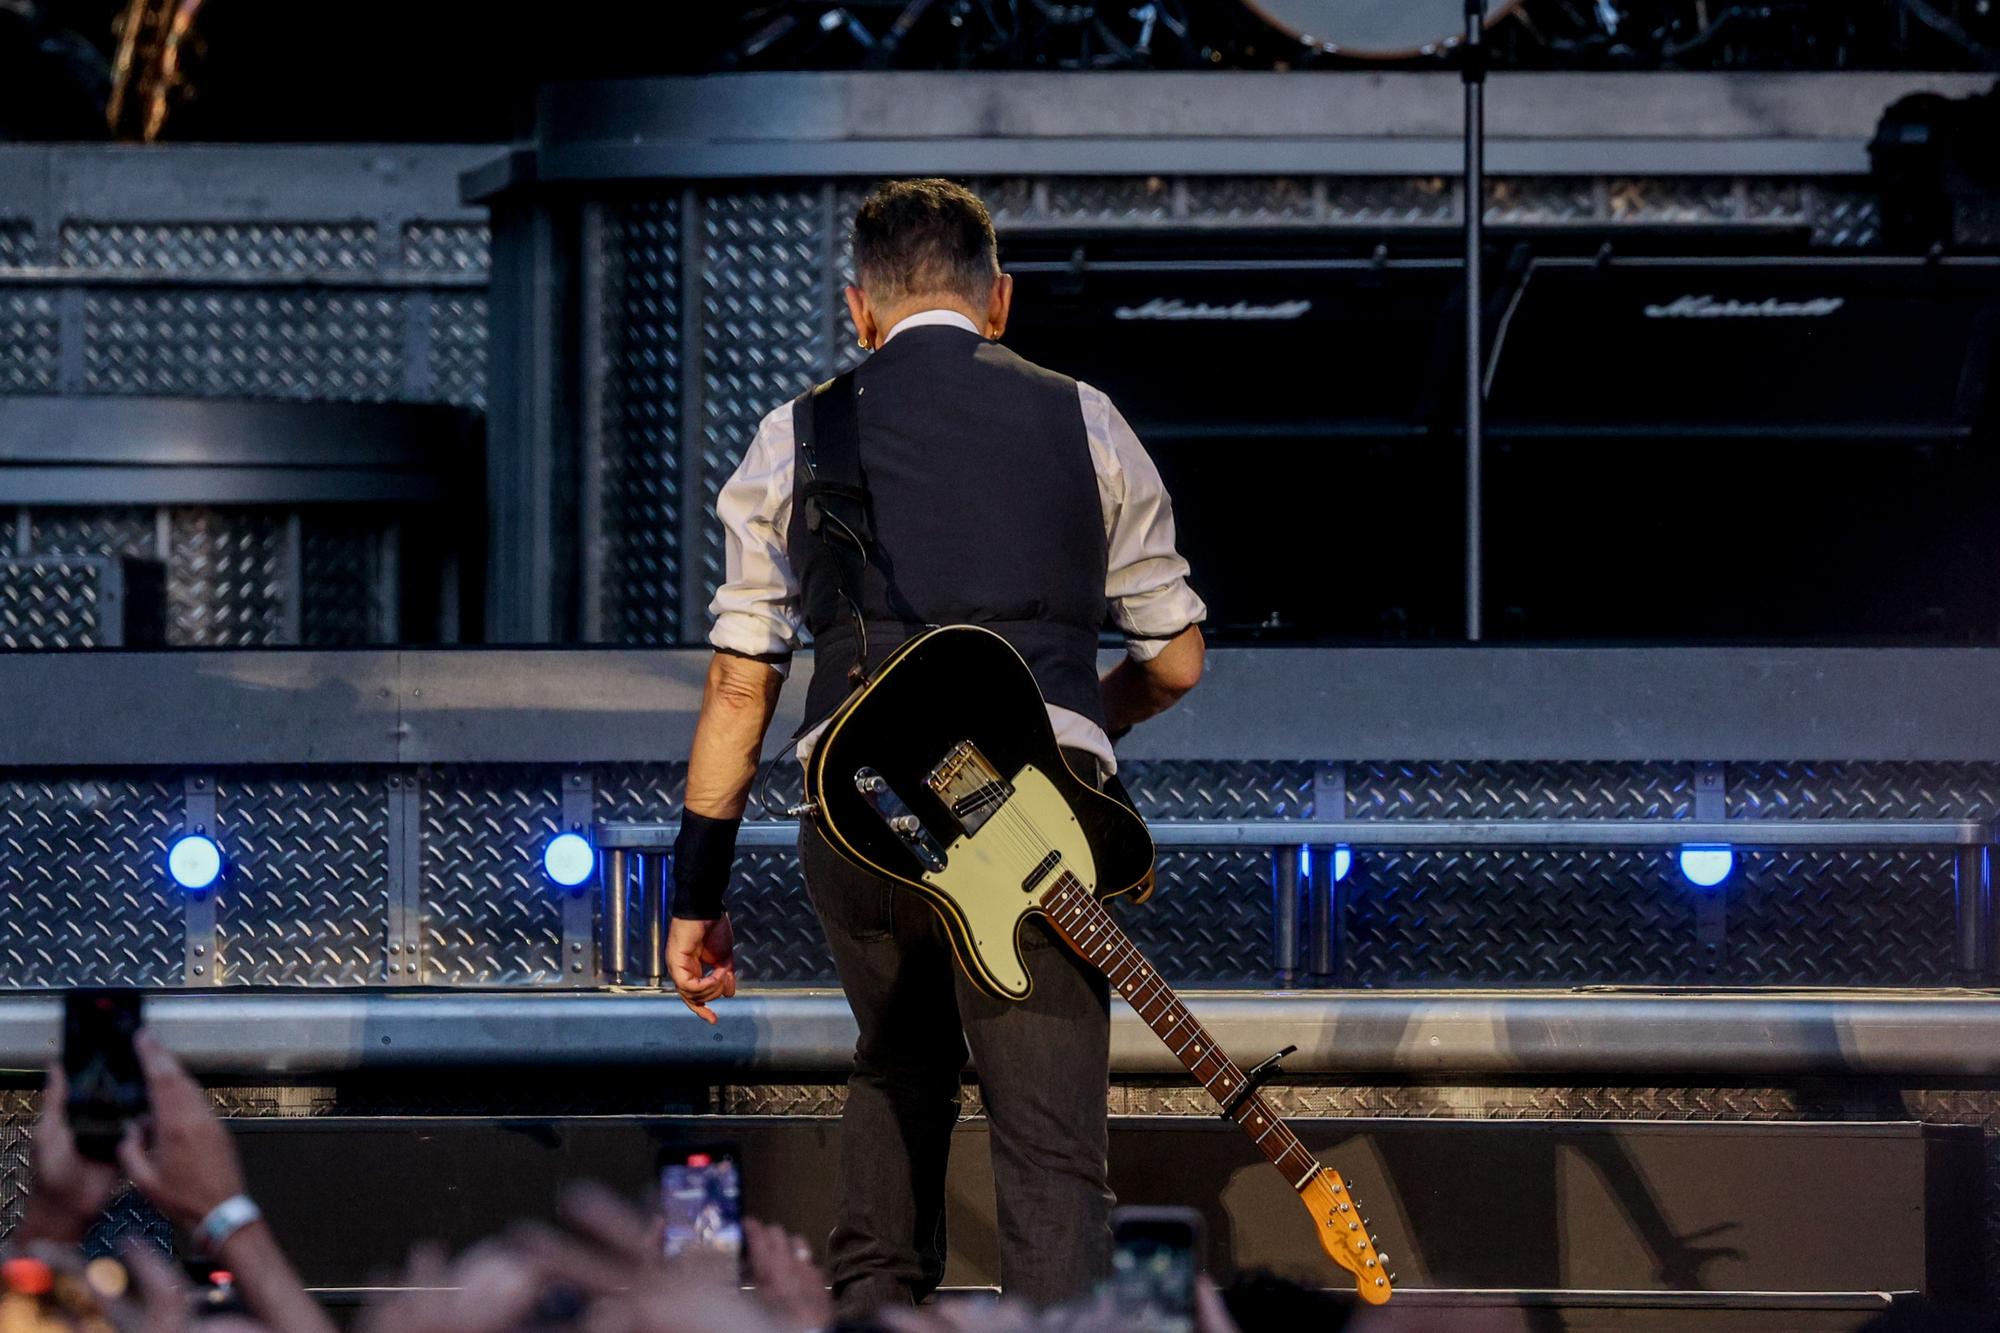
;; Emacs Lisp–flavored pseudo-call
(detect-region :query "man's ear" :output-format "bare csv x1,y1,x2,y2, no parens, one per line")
986,271,1014,340
844,284,876,351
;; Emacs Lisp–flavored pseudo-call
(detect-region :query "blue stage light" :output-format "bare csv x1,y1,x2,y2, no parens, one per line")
1678,845,1734,888
1332,845,1353,883
166,833,222,891
543,832,596,888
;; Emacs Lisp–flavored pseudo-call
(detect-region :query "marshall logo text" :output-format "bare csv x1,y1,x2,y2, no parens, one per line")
1643,294,1845,319
1113,297,1313,322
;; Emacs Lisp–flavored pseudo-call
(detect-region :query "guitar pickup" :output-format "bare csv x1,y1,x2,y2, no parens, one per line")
1022,849,1061,894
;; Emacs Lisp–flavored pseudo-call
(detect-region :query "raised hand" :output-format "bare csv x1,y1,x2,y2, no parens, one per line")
115,1031,246,1231
18,1065,125,1243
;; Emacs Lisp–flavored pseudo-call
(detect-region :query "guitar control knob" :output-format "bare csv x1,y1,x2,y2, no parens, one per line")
858,774,886,793
890,815,921,835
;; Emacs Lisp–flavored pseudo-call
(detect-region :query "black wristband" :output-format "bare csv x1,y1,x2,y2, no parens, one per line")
671,812,741,920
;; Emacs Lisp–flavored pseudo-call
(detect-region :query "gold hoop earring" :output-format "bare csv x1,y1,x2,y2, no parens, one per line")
857,337,870,351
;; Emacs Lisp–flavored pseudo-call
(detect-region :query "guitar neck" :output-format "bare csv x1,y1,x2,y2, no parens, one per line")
1041,872,1323,1192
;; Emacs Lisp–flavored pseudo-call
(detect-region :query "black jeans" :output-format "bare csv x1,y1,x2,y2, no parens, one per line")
801,753,1114,1318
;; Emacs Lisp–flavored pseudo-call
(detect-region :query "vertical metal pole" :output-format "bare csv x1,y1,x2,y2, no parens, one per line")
1953,844,1990,978
1462,0,1487,642
1306,848,1335,984
579,202,607,643
605,849,628,984
1271,847,1300,989
643,852,667,989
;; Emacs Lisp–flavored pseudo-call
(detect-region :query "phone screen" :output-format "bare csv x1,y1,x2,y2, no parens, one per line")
61,989,147,1164
658,1148,742,1261
1110,1210,1201,1333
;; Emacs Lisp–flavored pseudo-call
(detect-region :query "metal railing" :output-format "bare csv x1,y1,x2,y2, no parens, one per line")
596,817,1998,988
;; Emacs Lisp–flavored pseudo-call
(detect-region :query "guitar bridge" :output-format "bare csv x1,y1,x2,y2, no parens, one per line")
925,740,1012,836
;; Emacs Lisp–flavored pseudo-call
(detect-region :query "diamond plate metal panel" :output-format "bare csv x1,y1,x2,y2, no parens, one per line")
1806,186,1882,249
0,221,33,268
27,507,158,559
0,1092,32,1238
1128,850,1272,985
0,558,109,648
167,509,288,646
1118,761,1313,819
1606,176,1737,224
61,222,377,273
1183,177,1315,223
592,763,686,823
1324,176,1454,226
1486,176,1599,225
0,776,182,987
732,847,830,983
403,222,491,274
699,190,829,604
601,197,681,643
1344,847,1700,986
0,292,57,392
420,766,564,985
84,292,402,400
216,771,388,986
428,294,487,409
1347,761,1694,820
1044,177,1174,224
1728,849,1956,985
1338,845,1956,987
299,515,383,646
1727,762,2000,819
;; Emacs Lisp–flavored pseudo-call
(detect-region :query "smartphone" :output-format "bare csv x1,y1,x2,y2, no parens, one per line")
62,989,148,1164
658,1145,743,1262
1109,1206,1203,1333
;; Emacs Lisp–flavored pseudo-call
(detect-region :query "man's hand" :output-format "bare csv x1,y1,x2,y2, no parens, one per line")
116,1030,247,1231
666,914,738,1024
17,1066,122,1244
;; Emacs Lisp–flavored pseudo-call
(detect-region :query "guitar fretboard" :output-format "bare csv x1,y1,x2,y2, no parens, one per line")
1041,871,1322,1191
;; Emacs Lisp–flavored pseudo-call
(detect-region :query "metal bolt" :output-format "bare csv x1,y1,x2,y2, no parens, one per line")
193,945,205,956
389,964,400,975
571,942,583,954
192,966,204,976
571,962,583,973
389,943,400,955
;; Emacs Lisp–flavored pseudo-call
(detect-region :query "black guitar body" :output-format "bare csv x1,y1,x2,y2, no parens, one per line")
804,625,1155,997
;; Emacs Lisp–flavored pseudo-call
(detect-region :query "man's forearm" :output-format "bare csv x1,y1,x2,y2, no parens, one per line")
685,653,785,818
1100,657,1184,735
675,653,785,920
217,1221,338,1333
1101,625,1206,735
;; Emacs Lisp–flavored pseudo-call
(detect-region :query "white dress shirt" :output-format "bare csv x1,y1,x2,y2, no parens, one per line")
709,308,1207,771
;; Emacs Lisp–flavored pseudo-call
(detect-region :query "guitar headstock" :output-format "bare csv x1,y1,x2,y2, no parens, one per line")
1299,1167,1393,1305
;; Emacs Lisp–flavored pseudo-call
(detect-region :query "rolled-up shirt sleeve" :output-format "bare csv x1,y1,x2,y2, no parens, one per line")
1079,381,1208,661
706,403,803,671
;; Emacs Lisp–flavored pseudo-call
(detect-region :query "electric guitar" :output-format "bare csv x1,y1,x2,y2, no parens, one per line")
803,623,1394,1305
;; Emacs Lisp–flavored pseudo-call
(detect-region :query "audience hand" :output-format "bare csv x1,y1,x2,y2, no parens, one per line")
355,1240,546,1333
18,1066,124,1244
114,1032,247,1232
744,1218,833,1333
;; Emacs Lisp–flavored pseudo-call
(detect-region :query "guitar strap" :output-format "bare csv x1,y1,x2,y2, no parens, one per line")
796,369,875,686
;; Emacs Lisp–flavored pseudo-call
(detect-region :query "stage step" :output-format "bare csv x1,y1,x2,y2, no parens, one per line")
226,1114,1981,1307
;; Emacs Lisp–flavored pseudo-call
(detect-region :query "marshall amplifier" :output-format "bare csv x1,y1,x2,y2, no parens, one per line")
1004,253,1468,641
1485,257,2000,642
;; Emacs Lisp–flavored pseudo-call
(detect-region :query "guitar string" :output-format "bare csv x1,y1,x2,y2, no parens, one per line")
970,800,1327,1192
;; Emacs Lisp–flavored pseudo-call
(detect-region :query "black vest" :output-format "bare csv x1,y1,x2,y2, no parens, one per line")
790,324,1108,731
